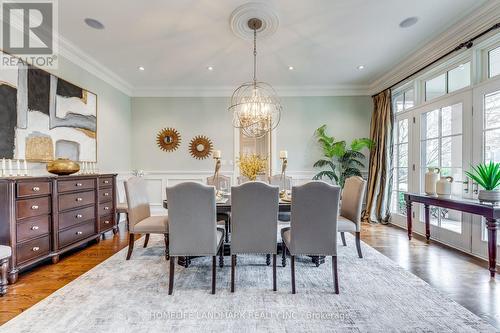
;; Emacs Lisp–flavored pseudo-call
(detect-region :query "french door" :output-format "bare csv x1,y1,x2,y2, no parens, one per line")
471,77,500,258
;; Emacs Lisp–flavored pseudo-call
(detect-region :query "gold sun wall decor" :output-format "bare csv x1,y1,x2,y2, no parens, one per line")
189,135,213,159
156,128,181,152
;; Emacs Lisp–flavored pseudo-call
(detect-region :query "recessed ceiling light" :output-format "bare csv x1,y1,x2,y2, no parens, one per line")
288,66,295,70
84,18,105,30
357,65,365,70
138,66,145,71
207,66,214,71
399,17,418,28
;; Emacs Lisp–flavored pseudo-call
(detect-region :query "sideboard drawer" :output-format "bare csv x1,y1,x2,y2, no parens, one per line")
16,235,50,264
59,190,95,211
59,206,95,230
16,196,51,220
58,179,95,193
99,188,113,203
17,215,50,243
99,177,113,188
98,202,113,216
99,215,113,231
17,181,51,198
58,221,95,248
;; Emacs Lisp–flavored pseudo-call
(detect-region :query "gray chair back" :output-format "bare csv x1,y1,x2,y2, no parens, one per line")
124,177,151,233
341,176,366,229
289,181,340,256
231,182,279,254
166,182,218,256
269,175,292,191
206,175,231,191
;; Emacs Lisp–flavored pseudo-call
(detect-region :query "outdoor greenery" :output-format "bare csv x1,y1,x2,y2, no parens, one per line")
465,161,500,191
312,124,374,187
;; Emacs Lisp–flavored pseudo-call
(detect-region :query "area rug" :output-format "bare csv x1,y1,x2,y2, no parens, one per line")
1,233,497,333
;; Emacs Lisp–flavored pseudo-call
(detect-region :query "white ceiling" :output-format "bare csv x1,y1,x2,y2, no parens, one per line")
58,0,489,95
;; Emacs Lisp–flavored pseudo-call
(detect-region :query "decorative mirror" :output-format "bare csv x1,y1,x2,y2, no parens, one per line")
189,135,213,160
156,128,181,152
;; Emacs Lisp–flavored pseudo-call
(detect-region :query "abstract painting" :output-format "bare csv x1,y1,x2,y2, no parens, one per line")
0,51,97,162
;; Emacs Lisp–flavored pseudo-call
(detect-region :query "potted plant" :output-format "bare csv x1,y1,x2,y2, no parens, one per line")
465,161,500,204
312,124,374,188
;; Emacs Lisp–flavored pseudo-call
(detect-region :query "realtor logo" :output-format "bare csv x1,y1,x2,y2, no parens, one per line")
1,0,58,68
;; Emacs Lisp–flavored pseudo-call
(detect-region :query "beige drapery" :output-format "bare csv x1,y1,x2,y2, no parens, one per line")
363,89,394,223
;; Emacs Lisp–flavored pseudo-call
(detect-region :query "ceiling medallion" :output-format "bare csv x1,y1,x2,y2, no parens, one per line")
189,135,213,160
228,17,282,138
156,128,181,152
229,2,279,40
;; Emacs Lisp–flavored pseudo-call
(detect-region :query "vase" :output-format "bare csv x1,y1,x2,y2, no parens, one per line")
478,190,500,205
425,167,440,195
436,176,453,198
46,158,80,175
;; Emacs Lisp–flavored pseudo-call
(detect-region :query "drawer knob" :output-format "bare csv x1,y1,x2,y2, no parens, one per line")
32,246,40,252
76,214,83,219
76,183,83,187
104,180,109,184
76,231,83,235
104,192,109,196
76,197,83,202
104,220,110,224
31,225,39,230
104,206,110,210
32,186,40,192
31,205,39,210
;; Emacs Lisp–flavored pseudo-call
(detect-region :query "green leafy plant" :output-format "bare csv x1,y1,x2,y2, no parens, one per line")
312,124,374,187
465,161,500,191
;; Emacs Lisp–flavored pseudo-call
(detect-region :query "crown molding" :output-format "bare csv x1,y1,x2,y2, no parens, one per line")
368,0,500,95
131,84,370,97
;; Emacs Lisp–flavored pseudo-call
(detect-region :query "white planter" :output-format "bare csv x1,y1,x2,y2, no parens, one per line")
436,176,453,198
478,190,500,205
425,167,440,195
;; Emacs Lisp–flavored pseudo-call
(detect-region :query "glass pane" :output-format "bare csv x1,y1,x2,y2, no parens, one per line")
442,103,462,136
429,206,439,226
392,145,398,169
441,136,462,168
422,109,439,139
489,46,500,78
440,167,463,197
404,89,415,109
398,119,408,143
425,73,446,101
448,62,470,92
485,129,500,163
398,168,408,191
394,94,404,112
398,143,408,167
440,208,462,233
422,139,439,167
485,90,500,130
397,192,406,216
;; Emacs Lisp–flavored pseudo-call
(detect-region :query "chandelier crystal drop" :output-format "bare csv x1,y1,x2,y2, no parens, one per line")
228,18,282,138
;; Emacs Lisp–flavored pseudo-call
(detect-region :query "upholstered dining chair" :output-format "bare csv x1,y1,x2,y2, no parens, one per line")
124,177,169,260
0,245,11,296
166,182,225,295
281,181,341,294
338,176,367,258
207,175,232,242
230,181,279,292
269,174,292,224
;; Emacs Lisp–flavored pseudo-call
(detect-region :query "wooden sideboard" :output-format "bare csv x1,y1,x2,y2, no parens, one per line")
0,174,117,283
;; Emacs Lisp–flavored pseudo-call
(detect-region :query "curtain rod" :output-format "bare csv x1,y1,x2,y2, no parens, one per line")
373,22,500,97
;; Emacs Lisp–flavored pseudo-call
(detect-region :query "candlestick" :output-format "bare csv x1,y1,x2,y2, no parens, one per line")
213,150,221,159
279,150,288,159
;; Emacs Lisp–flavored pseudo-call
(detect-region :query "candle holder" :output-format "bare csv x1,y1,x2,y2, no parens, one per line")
212,153,221,194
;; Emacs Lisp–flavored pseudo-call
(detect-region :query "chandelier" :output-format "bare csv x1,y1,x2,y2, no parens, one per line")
228,18,282,138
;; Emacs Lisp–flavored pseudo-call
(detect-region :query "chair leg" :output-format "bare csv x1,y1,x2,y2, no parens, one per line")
340,232,347,246
168,256,175,295
126,233,135,260
291,255,296,294
225,219,229,243
212,256,216,295
231,255,236,293
125,213,129,231
266,254,271,266
143,234,150,248
332,256,339,294
164,234,170,260
272,254,277,291
219,245,224,268
0,258,8,296
282,242,287,267
355,232,363,258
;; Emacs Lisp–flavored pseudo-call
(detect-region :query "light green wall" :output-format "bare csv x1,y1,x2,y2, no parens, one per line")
131,96,372,173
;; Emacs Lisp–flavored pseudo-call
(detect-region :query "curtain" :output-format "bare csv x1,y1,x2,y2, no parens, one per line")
363,89,394,223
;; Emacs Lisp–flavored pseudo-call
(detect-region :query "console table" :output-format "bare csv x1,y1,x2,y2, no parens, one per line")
404,193,500,277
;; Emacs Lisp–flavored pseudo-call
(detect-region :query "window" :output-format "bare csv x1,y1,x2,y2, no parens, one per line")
425,74,446,101
489,46,500,78
484,90,500,162
391,119,409,216
393,89,415,112
425,62,471,101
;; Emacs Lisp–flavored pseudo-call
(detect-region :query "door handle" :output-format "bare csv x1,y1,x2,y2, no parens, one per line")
76,231,83,235
32,186,40,192
31,205,39,210
463,180,469,194
76,197,83,202
32,246,40,251
473,182,479,195
31,225,39,230
76,214,83,219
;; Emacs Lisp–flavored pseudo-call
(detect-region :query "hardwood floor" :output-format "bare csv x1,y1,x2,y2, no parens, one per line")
1,222,499,329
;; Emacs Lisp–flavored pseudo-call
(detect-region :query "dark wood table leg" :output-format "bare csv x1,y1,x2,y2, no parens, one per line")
424,204,431,241
406,200,413,240
486,218,498,278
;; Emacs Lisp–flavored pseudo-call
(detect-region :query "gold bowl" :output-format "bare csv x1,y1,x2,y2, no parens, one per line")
46,158,80,175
